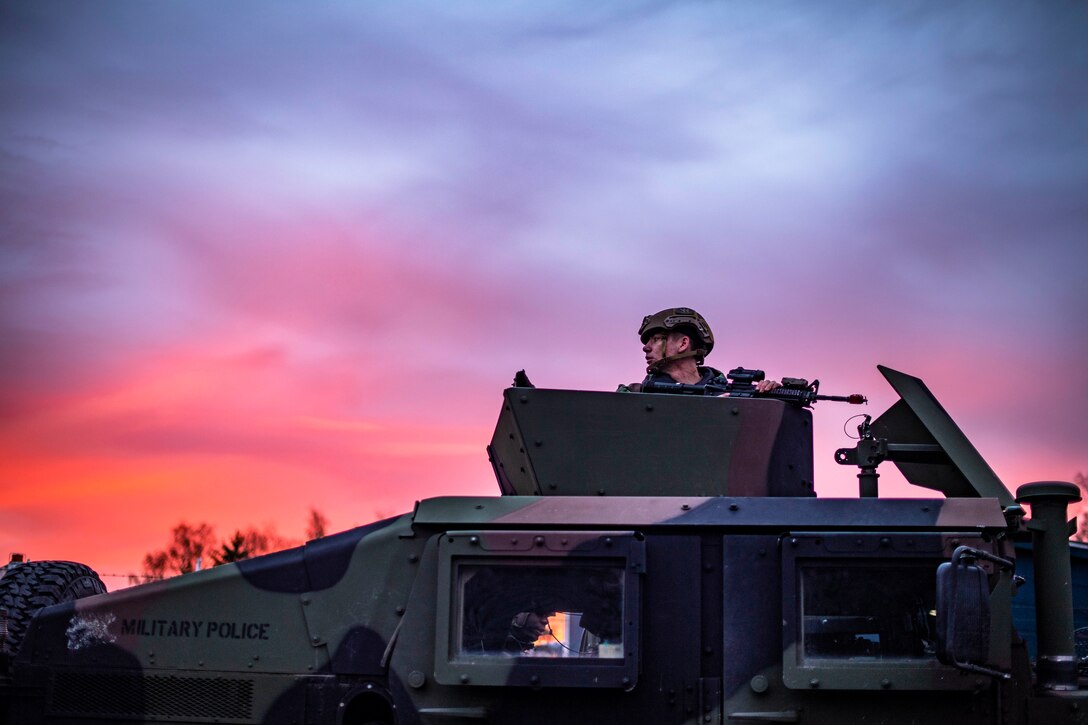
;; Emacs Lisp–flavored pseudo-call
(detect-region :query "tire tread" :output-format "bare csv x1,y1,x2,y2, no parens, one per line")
0,561,107,667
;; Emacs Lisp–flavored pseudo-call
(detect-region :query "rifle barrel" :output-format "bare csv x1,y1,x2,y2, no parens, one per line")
816,393,868,404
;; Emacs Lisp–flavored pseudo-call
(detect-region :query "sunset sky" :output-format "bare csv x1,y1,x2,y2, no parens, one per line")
2,2,1086,589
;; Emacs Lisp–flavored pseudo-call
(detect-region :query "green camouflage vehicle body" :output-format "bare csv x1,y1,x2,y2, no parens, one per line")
1,366,1084,724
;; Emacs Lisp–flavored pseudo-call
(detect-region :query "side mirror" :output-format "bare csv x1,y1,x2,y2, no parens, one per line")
936,556,990,665
936,546,1012,679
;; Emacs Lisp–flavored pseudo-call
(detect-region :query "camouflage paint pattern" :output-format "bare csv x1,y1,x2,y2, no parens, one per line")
3,366,1086,724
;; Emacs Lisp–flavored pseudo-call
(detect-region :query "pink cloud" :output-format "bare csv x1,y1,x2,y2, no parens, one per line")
2,1,1085,584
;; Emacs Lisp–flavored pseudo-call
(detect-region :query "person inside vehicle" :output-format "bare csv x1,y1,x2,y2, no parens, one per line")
618,307,781,394
461,567,562,654
507,610,554,652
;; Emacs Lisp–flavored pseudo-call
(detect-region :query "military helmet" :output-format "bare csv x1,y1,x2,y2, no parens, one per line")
639,307,715,360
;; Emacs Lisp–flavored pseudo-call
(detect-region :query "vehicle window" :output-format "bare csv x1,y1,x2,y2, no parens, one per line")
800,563,937,661
457,562,625,659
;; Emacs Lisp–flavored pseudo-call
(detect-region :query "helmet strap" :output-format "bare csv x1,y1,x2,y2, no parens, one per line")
647,349,704,374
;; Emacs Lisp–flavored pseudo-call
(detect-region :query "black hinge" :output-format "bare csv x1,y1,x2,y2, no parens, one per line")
698,677,721,724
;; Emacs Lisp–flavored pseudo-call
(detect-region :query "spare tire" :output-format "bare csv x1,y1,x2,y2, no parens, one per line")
0,561,107,668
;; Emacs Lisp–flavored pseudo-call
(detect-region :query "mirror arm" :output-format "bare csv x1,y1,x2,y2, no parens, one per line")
948,658,1012,680
950,545,1014,574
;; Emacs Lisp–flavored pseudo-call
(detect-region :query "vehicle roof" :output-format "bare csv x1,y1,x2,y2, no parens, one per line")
413,495,1008,530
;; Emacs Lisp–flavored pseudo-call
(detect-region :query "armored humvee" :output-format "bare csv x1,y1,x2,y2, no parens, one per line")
1,365,1084,724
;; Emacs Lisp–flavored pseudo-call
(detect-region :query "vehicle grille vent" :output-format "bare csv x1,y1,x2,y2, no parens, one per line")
50,671,254,721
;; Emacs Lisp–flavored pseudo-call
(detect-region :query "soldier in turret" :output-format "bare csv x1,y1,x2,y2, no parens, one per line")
619,307,780,394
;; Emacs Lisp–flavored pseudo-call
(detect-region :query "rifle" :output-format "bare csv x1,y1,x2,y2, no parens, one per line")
640,367,867,408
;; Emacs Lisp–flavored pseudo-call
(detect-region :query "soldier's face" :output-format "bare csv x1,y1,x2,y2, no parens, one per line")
522,612,550,640
644,333,687,366
643,333,667,366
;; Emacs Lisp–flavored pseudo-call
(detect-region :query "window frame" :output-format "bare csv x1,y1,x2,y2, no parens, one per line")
434,530,644,689
780,531,997,691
